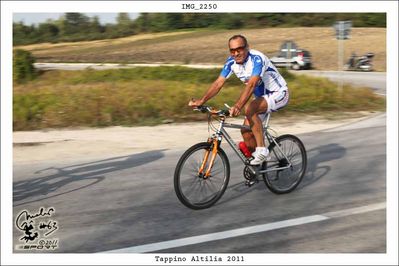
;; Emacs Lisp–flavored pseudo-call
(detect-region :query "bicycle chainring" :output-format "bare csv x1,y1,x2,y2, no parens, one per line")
243,166,256,180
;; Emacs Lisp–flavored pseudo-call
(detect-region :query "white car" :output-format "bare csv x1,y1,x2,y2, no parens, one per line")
270,49,312,70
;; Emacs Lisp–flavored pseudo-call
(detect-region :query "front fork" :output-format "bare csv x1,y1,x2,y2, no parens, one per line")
198,136,221,178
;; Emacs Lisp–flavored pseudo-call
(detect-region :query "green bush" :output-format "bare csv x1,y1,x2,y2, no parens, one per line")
13,49,37,84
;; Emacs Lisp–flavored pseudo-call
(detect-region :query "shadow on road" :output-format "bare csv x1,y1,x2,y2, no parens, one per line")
13,150,166,206
218,143,347,205
217,180,259,206
298,143,346,189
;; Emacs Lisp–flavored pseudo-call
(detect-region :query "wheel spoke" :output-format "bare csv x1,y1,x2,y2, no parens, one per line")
174,143,229,209
264,135,307,194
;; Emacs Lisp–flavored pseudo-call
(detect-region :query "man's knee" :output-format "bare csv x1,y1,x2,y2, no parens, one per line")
241,128,252,137
245,98,268,121
244,105,257,121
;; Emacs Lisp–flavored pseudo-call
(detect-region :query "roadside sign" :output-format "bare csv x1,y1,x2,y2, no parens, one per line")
280,41,298,59
334,21,352,40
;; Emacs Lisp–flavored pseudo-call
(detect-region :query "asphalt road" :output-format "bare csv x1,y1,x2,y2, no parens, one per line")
13,113,386,254
291,70,387,95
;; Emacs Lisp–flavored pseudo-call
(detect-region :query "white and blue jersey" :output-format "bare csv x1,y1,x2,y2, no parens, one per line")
220,49,287,97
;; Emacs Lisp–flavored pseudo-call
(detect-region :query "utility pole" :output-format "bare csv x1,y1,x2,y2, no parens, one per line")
333,21,352,92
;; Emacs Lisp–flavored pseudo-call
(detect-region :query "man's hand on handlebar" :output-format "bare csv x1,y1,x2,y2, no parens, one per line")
229,105,241,117
188,98,204,108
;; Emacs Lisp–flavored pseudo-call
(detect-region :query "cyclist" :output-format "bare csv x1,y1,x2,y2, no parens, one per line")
189,34,289,165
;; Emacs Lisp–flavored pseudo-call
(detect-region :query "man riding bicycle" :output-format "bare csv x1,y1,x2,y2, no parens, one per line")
189,34,289,165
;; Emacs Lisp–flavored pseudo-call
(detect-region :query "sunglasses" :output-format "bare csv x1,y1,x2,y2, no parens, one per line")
229,45,246,54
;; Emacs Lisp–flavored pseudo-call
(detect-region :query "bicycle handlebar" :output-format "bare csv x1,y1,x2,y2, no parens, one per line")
193,105,230,117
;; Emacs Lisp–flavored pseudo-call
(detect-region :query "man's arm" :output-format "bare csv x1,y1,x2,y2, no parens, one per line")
189,76,226,107
230,76,260,116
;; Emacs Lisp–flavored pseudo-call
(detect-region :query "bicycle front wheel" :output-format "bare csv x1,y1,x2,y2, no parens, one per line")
174,142,230,210
263,134,307,194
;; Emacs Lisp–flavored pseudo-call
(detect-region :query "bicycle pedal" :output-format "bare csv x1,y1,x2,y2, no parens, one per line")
245,178,259,187
243,157,255,165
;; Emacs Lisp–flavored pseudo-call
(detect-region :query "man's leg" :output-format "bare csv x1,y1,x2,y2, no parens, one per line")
241,119,256,153
244,97,268,148
240,97,269,165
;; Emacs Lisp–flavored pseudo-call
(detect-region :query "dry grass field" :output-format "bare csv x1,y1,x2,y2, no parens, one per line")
16,27,386,71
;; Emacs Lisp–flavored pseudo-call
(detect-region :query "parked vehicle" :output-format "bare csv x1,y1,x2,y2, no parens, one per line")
270,41,312,70
344,52,374,71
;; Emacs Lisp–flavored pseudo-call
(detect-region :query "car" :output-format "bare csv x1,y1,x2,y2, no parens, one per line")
269,41,312,70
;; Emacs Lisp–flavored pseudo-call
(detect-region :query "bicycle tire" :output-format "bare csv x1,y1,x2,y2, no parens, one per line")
263,134,307,194
174,142,230,210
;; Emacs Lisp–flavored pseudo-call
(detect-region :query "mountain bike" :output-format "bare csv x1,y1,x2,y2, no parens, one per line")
174,105,307,210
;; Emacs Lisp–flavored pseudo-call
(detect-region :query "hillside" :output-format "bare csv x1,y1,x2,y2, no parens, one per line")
16,27,386,71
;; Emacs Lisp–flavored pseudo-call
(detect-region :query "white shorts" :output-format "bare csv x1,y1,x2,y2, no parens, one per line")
258,88,289,120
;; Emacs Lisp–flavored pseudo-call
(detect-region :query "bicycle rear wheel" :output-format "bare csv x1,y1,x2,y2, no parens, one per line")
174,142,230,209
263,134,307,194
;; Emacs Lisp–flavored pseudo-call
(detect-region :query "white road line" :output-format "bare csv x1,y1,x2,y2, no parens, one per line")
104,202,386,253
105,215,328,253
322,202,386,218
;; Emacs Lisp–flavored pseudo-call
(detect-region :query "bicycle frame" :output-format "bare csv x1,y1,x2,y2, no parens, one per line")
210,113,293,175
175,107,307,209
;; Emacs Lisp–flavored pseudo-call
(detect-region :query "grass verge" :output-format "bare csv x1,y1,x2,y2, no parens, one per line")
13,67,385,131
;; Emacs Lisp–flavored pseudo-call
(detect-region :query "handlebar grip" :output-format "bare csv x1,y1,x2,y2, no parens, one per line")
220,110,230,116
193,106,209,113
193,106,230,117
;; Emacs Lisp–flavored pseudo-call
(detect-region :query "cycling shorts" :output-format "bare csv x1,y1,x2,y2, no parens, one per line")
258,88,289,120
